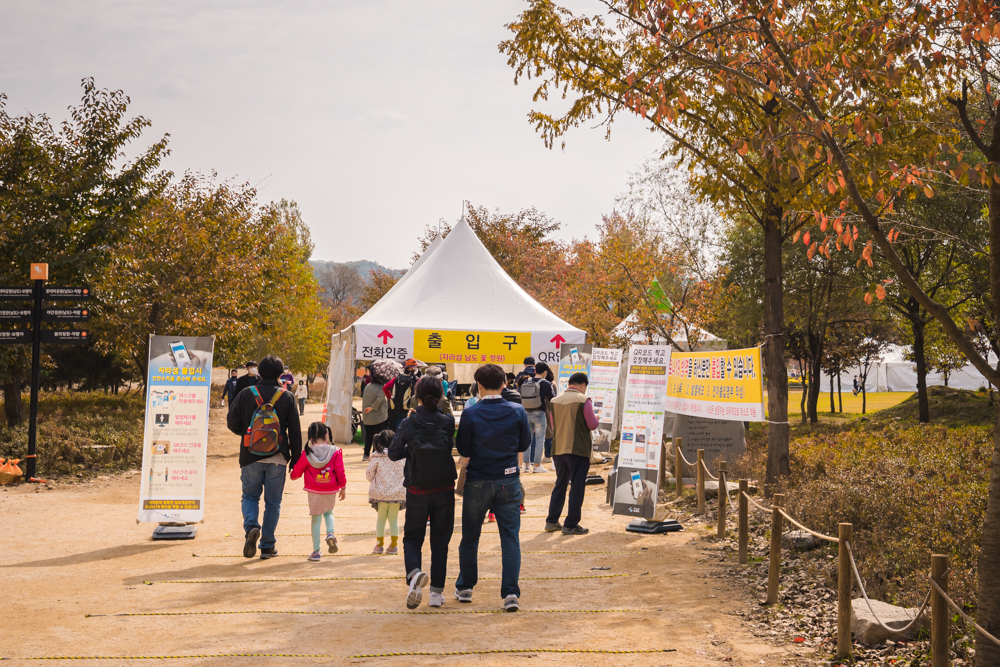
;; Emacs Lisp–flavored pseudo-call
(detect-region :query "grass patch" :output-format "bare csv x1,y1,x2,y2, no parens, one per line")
865,385,997,428
0,391,145,478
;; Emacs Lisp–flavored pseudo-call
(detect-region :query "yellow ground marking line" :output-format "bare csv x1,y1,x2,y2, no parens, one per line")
87,608,649,618
6,648,675,660
144,573,642,584
194,551,625,557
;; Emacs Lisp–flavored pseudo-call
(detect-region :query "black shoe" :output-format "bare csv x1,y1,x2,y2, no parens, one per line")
260,547,277,560
544,522,562,532
561,525,589,535
243,527,260,558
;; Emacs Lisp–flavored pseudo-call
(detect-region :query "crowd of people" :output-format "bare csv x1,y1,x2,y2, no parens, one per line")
223,354,599,612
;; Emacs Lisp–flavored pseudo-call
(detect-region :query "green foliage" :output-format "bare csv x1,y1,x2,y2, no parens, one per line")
869,386,997,429
0,391,145,476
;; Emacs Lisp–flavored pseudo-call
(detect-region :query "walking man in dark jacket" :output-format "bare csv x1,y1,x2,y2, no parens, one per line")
546,372,599,535
231,360,259,399
388,375,457,609
220,368,239,407
227,355,302,560
454,364,531,611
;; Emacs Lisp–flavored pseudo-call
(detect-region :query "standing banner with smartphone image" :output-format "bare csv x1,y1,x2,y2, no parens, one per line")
137,335,214,523
589,348,623,453
613,345,672,519
557,342,592,394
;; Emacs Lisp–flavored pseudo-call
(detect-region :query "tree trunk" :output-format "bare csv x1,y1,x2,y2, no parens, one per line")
762,203,790,487
861,385,867,414
829,371,835,414
912,317,930,423
800,361,808,424
807,330,825,424
3,379,23,427
837,373,843,413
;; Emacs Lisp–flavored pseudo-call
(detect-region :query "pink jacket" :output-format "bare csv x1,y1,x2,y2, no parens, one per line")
290,444,346,494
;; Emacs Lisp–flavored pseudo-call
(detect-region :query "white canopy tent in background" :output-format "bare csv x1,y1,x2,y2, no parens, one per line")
324,216,586,443
613,311,728,351
817,344,998,393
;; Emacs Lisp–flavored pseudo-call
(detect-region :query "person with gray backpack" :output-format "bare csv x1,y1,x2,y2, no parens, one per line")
517,362,554,473
227,355,302,560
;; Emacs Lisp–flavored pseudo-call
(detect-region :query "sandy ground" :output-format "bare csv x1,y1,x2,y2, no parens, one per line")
0,402,808,666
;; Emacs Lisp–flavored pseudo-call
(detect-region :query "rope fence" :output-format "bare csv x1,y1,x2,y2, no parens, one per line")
669,438,1000,664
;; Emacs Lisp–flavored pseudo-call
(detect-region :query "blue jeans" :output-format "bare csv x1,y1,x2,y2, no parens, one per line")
526,411,547,465
456,477,523,599
241,461,286,550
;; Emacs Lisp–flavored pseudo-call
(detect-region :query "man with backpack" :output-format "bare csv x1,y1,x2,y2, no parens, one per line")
385,359,422,428
227,355,302,560
518,362,554,473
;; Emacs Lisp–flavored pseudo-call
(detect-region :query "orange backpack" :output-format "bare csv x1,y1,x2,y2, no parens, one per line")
243,387,286,456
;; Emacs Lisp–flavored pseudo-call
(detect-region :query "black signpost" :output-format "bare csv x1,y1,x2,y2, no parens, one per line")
0,264,92,482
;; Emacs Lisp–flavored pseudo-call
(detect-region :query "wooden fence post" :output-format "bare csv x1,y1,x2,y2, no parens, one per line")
717,461,728,539
696,449,706,515
674,437,684,498
931,554,949,667
658,442,667,490
738,479,748,565
837,523,853,660
766,493,784,605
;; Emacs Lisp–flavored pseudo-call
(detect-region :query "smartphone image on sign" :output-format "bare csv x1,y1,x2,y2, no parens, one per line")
170,341,194,368
630,471,643,499
569,347,580,366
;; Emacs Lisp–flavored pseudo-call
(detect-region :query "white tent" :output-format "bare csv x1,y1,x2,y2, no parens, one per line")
324,216,586,443
613,312,727,351
816,344,998,393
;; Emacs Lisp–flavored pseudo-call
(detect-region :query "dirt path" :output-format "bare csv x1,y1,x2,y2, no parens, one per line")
1,403,807,665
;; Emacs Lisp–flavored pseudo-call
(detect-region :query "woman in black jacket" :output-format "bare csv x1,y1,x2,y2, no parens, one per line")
388,375,457,609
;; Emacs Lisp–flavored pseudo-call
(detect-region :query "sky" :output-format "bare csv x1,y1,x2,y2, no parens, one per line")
0,1,660,269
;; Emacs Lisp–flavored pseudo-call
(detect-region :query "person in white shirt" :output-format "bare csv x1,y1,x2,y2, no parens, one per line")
295,380,309,416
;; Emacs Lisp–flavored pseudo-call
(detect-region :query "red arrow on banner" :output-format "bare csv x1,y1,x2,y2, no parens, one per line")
550,334,566,347
377,330,393,345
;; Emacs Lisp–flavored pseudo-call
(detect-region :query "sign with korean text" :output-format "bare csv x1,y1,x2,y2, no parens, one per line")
589,348,623,453
42,308,89,322
0,309,32,322
137,336,214,523
557,342,592,394
414,329,532,365
0,330,29,344
0,287,33,301
41,329,90,344
664,347,765,421
44,286,91,300
354,325,585,364
613,345,672,519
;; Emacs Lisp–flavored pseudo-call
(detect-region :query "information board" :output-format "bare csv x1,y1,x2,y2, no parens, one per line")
589,348,623,453
665,347,766,421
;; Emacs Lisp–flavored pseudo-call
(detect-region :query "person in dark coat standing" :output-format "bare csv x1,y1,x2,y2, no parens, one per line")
388,375,457,609
227,355,302,560
232,361,260,399
221,368,239,407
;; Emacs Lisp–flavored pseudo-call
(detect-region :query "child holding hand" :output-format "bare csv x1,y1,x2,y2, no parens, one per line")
366,430,406,554
290,422,347,562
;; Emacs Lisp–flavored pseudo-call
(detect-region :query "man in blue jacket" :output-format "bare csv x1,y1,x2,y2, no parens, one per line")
454,363,531,612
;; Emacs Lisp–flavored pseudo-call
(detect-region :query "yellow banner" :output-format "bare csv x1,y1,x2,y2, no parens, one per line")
413,329,532,365
665,347,765,421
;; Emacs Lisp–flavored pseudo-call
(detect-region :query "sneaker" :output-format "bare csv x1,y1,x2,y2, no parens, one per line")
561,525,589,535
386,545,398,555
454,588,472,604
373,545,384,554
487,513,496,523
259,547,277,559
533,465,547,473
544,522,562,532
362,456,370,462
519,504,526,514
503,595,520,612
407,571,428,609
541,457,552,463
243,527,260,558
307,550,321,562
428,592,444,608
326,534,338,554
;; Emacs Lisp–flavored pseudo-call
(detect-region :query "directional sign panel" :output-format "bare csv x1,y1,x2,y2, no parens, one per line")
42,308,89,323
0,330,29,344
44,286,91,300
41,329,90,344
0,287,33,301
0,309,32,323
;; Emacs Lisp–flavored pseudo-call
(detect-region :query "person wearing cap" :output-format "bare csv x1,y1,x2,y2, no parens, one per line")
385,358,423,428
295,379,308,415
232,361,260,402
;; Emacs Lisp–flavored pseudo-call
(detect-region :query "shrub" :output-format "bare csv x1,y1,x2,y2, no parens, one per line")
0,391,145,477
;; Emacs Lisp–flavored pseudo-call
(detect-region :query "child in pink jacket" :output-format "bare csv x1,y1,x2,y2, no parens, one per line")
291,422,347,562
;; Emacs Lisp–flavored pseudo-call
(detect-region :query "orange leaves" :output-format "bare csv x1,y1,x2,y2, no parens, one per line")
923,184,934,198
803,230,811,246
737,141,749,156
875,284,886,300
864,292,874,304
793,229,801,243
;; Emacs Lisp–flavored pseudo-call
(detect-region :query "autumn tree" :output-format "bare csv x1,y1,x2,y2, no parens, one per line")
0,79,169,425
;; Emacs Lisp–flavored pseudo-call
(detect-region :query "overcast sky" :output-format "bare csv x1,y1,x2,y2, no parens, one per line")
0,1,659,269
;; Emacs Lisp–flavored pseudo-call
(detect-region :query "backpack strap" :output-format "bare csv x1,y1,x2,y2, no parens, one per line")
270,388,285,405
249,385,264,408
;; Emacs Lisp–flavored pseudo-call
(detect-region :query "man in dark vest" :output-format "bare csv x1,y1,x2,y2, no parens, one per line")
545,372,599,536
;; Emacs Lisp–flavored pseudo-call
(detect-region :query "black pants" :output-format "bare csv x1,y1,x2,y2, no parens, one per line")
403,489,455,592
297,398,305,415
546,454,591,528
363,419,388,457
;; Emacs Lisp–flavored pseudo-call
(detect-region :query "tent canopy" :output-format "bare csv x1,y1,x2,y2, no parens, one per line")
613,312,726,351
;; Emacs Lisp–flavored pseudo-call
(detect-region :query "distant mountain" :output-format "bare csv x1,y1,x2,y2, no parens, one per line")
310,259,402,282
